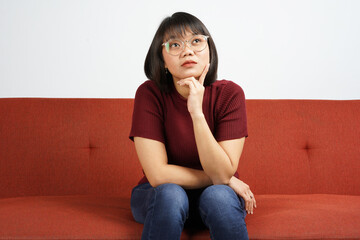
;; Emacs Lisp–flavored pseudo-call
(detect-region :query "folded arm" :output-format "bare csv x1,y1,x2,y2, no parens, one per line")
134,136,213,189
177,65,245,185
191,113,245,185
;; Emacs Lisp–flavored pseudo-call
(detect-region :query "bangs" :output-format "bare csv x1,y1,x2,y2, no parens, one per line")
162,17,207,41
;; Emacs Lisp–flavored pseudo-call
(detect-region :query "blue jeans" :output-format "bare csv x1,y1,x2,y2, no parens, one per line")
131,183,248,240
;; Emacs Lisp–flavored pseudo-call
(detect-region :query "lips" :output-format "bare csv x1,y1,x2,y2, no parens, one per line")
181,60,197,66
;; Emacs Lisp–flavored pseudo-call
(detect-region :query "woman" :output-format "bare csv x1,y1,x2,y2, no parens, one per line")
129,12,256,240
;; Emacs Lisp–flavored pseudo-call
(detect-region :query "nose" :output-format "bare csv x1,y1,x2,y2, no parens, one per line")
181,42,194,57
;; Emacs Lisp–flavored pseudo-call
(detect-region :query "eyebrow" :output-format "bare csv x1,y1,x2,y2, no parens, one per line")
165,33,197,41
168,35,178,39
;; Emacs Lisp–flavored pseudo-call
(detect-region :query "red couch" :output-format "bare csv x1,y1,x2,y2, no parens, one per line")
0,98,359,239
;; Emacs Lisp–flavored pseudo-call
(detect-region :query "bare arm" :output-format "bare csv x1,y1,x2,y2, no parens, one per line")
192,115,245,185
176,64,256,212
134,136,213,189
177,64,245,184
178,72,255,213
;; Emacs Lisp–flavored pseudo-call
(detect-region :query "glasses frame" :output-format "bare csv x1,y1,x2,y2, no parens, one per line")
162,35,210,56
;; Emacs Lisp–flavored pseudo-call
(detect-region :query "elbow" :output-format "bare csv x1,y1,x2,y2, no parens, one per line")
148,179,159,188
212,179,230,185
211,173,232,186
147,175,168,188
145,165,171,188
147,177,160,188
208,165,235,185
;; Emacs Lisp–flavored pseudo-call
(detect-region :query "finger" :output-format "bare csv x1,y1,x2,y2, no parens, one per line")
179,78,202,94
180,79,197,94
178,78,196,87
244,198,249,214
251,195,257,209
247,198,253,214
249,196,254,214
244,193,252,214
246,193,253,214
189,77,200,88
250,191,257,208
188,80,196,92
199,63,210,85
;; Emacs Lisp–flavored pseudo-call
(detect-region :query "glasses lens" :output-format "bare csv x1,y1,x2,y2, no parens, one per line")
190,35,208,52
167,39,183,55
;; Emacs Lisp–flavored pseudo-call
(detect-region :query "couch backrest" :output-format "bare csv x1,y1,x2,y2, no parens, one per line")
0,98,142,198
240,100,360,195
0,98,359,198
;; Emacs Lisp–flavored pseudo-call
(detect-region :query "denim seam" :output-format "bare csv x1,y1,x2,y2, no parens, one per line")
199,196,214,240
146,187,157,240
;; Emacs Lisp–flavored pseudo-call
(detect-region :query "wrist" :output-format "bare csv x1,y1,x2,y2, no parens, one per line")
228,176,236,187
190,112,205,120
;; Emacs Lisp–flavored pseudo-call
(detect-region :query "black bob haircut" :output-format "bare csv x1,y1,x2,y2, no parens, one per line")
144,12,218,92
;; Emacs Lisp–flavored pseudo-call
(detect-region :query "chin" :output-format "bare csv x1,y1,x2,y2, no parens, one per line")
180,70,202,79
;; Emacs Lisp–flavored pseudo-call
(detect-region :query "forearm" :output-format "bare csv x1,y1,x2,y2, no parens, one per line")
134,136,213,189
153,164,213,189
191,113,235,185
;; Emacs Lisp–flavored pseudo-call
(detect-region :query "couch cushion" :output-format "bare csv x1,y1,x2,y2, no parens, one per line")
0,195,211,240
0,196,143,239
1,194,359,239
246,194,360,239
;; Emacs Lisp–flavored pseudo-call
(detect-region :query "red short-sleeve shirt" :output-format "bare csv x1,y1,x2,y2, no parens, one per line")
129,80,248,184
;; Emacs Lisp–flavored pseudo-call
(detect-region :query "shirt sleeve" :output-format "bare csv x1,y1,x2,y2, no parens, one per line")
129,81,165,144
214,81,248,141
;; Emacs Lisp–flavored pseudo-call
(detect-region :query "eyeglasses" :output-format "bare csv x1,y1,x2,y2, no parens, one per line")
162,35,210,56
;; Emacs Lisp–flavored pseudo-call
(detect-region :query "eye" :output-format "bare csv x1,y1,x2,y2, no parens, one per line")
168,40,182,49
170,43,180,48
192,37,203,45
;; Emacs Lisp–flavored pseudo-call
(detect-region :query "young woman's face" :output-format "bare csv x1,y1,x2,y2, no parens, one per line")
162,30,210,83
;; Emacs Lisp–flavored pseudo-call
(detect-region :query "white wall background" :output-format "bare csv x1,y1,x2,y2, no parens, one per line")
0,0,359,99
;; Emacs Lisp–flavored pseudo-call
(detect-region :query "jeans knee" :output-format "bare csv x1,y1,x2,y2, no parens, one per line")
154,183,189,218
199,185,245,219
155,183,188,204
200,185,237,208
